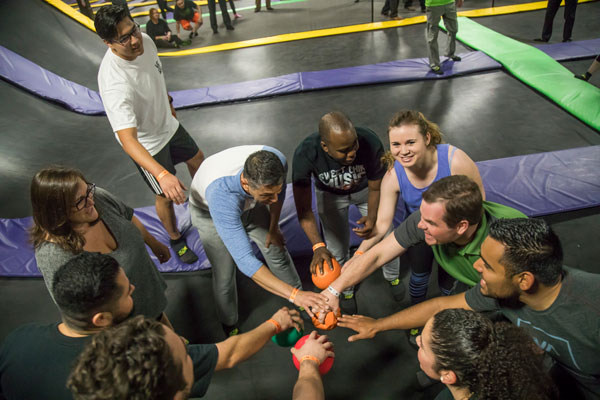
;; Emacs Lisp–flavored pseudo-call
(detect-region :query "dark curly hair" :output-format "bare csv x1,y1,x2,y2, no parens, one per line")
67,316,187,400
243,150,285,189
430,309,557,400
488,218,563,286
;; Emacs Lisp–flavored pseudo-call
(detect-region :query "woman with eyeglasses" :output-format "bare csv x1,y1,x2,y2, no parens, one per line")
417,309,558,400
30,166,172,326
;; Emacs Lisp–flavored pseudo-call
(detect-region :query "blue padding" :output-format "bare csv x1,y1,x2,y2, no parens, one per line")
0,46,104,115
478,146,600,217
2,146,598,277
533,38,600,62
2,39,598,114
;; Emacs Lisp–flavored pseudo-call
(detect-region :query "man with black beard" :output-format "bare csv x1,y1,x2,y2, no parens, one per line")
338,218,600,399
0,253,135,400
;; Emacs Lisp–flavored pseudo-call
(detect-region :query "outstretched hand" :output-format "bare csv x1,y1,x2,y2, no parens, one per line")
290,331,334,364
294,290,331,318
352,216,375,238
271,306,304,332
159,174,187,204
337,314,379,342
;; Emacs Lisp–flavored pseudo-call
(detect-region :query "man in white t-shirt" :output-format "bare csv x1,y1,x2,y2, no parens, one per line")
95,5,203,264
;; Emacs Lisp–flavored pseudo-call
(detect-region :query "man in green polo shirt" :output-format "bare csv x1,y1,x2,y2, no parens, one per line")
320,175,525,314
425,0,464,74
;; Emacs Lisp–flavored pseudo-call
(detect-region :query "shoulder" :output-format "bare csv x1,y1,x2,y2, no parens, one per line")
356,127,383,145
448,146,476,170
483,201,527,219
2,323,52,347
293,134,320,164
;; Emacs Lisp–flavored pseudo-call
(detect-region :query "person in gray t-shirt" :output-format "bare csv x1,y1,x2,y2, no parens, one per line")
338,218,600,399
30,166,170,323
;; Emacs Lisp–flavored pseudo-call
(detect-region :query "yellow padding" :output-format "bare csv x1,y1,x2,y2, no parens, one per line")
458,0,573,17
45,0,95,31
159,16,426,56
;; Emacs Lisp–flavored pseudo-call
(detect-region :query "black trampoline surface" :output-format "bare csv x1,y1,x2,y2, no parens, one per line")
1,0,599,399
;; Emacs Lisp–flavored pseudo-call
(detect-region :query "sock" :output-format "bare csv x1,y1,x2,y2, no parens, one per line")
409,271,430,303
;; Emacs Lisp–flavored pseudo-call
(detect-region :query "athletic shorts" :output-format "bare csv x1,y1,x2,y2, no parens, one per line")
134,123,200,196
180,12,200,30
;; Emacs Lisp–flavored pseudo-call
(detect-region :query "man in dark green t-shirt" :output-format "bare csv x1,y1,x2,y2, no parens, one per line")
321,175,525,313
292,111,387,313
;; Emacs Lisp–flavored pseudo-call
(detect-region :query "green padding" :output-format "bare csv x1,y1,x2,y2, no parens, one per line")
449,17,600,131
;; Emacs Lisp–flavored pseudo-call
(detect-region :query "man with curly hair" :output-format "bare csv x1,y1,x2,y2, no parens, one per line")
0,253,134,400
68,309,304,399
339,218,600,399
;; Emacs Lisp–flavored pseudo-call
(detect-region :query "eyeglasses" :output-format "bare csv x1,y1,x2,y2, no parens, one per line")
74,183,96,211
113,23,140,46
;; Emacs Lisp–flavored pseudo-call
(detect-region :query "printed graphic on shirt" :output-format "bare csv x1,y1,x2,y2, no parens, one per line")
517,318,581,370
154,60,162,74
318,165,366,191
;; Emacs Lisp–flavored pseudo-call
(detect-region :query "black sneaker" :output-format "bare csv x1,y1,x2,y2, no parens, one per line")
574,73,590,81
430,65,443,75
226,24,235,31
170,237,198,264
222,323,240,337
388,278,405,302
189,31,194,39
447,55,461,61
340,292,357,315
407,327,422,349
533,38,549,43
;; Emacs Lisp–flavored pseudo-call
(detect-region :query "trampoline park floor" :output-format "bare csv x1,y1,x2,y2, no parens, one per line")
1,0,599,399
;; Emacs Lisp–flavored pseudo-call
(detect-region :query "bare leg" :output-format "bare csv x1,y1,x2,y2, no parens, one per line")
156,195,181,240
185,149,205,178
588,59,600,75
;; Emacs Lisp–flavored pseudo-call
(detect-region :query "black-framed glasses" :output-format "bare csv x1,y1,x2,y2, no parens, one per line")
74,183,96,211
113,23,140,46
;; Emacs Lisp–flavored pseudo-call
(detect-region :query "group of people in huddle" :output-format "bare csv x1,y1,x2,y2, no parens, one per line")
1,3,599,400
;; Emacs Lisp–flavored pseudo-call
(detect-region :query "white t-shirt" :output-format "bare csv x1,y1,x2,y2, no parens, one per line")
97,33,178,156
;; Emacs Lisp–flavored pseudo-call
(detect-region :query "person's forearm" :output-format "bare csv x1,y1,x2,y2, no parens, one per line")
216,320,278,370
118,131,165,177
375,293,469,333
131,216,159,246
293,363,324,400
268,197,284,233
298,212,324,245
252,265,295,300
366,187,380,224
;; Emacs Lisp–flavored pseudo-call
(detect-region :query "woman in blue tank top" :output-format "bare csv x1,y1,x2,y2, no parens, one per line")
351,111,485,334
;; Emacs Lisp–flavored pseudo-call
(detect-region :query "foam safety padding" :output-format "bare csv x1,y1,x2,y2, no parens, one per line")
0,46,104,115
453,17,600,131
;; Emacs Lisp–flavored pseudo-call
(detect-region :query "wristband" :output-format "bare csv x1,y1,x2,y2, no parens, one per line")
266,319,282,334
156,170,170,181
327,285,340,297
288,288,299,304
354,251,364,256
299,355,320,366
312,242,326,252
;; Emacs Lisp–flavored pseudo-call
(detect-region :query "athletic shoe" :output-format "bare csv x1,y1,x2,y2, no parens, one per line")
562,38,572,42
533,38,549,43
234,13,243,18
170,237,198,264
574,73,590,81
340,292,357,315
189,31,194,39
404,6,416,11
226,24,235,30
388,278,406,302
266,6,274,10
254,7,260,12
447,55,461,61
430,65,443,75
222,324,240,337
407,327,421,349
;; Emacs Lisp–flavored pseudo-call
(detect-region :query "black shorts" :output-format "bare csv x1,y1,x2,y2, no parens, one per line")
134,123,200,195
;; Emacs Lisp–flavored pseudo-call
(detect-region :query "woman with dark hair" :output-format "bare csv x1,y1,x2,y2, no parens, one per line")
417,309,557,400
30,166,172,325
346,110,484,340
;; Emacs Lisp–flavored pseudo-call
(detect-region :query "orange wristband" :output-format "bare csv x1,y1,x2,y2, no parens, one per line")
288,288,299,304
354,251,364,256
266,319,281,334
312,242,326,252
156,170,170,181
299,355,320,366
